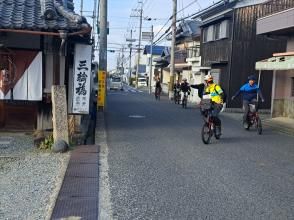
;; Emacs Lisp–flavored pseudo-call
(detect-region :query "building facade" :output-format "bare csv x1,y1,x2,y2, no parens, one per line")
256,6,294,118
195,0,294,108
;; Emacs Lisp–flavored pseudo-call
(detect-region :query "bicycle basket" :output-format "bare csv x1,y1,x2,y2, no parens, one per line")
200,98,212,111
249,104,256,112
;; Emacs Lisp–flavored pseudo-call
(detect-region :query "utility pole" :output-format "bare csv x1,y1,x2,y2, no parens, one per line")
80,0,83,16
128,30,133,85
135,1,143,88
149,25,153,94
121,46,125,75
169,0,177,99
92,0,98,38
98,0,107,111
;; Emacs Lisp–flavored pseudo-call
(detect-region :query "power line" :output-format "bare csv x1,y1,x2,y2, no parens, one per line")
152,0,201,43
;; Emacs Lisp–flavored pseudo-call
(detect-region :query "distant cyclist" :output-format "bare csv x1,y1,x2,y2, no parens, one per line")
155,77,162,99
174,80,181,103
203,74,224,136
231,75,264,126
180,78,191,104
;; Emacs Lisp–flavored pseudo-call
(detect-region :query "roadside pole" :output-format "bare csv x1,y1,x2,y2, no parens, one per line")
149,25,153,94
80,0,83,16
169,0,177,99
98,0,107,112
135,1,143,89
126,30,136,85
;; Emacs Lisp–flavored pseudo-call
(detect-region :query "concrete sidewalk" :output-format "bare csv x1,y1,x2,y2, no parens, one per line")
263,117,294,136
222,112,294,136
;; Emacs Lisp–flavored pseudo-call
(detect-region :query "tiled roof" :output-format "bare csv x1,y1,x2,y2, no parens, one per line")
0,0,89,31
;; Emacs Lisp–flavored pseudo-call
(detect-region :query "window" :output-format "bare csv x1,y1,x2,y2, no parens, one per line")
111,77,121,82
220,20,229,39
187,46,200,58
202,20,230,43
292,77,294,97
214,23,221,40
207,26,214,42
203,28,208,43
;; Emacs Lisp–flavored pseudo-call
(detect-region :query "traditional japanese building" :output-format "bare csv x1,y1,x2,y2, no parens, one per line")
0,0,91,131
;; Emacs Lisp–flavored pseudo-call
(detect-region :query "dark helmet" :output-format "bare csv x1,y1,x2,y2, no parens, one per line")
248,75,256,81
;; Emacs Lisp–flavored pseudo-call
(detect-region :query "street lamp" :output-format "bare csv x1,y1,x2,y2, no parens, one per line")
143,17,154,94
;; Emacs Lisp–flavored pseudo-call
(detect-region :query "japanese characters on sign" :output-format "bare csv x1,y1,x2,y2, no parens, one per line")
72,44,92,114
98,71,106,108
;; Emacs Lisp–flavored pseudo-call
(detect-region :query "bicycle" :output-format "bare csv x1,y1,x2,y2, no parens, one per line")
182,92,189,108
200,98,221,144
155,87,161,100
244,103,262,135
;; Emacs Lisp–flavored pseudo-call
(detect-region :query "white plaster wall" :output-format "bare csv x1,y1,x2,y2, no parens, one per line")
275,70,294,100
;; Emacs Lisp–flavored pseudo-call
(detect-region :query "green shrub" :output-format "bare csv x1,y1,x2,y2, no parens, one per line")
39,134,54,150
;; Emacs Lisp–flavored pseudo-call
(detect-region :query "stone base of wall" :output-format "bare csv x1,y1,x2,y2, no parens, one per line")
273,99,294,119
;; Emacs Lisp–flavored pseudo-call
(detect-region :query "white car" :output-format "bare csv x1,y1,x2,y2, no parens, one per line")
110,77,123,90
137,77,147,87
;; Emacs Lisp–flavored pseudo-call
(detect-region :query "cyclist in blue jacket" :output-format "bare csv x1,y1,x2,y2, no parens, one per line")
231,75,265,124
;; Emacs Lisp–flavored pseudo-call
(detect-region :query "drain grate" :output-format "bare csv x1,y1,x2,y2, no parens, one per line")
51,145,100,219
51,197,98,220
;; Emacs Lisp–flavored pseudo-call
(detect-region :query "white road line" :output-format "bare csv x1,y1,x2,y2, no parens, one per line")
97,113,113,220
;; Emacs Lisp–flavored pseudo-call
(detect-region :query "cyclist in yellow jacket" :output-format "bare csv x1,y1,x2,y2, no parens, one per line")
204,74,224,136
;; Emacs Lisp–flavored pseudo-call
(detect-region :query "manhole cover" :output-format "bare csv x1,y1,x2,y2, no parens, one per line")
128,115,146,119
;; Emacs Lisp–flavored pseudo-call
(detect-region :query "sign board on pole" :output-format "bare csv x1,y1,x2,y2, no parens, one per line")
98,70,106,108
142,32,153,41
72,44,92,114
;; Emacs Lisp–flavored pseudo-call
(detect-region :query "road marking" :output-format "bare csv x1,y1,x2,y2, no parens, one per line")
0,137,13,146
128,115,146,118
96,113,113,220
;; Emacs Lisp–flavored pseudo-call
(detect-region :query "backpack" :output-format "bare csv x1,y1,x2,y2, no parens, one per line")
214,84,227,103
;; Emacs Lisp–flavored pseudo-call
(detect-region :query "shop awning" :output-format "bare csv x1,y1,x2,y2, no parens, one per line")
255,52,294,70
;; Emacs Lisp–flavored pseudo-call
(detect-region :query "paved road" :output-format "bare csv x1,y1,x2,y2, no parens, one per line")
102,86,294,220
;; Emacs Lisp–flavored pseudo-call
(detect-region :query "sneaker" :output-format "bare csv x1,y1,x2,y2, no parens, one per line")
243,121,249,130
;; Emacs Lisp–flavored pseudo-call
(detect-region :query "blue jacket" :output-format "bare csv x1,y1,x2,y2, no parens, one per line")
233,83,264,101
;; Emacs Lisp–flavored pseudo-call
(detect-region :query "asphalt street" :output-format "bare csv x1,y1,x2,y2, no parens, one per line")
102,85,294,220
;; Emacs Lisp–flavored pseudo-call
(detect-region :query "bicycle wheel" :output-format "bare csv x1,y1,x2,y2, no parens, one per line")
256,117,262,135
201,123,212,144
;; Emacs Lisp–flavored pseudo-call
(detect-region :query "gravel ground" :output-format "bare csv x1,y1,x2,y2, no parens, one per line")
0,133,70,220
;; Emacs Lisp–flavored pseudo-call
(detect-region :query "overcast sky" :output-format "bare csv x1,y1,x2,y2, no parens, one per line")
74,0,216,70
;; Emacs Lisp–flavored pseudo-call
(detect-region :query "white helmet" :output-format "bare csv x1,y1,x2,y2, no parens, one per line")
204,74,213,82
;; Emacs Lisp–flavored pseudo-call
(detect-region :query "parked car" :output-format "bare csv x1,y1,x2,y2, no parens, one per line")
110,76,123,90
138,77,147,87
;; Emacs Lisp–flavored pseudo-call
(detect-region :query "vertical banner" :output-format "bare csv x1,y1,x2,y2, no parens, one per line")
98,70,106,108
72,44,92,114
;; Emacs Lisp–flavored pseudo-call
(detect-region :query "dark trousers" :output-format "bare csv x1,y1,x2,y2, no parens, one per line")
212,103,223,127
243,99,257,122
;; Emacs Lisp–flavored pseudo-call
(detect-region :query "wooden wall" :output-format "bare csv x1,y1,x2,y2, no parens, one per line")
229,0,294,108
